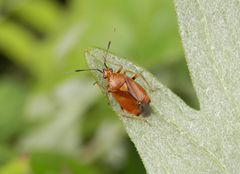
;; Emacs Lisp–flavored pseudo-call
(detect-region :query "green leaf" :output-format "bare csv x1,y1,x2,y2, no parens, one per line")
0,78,27,142
13,0,62,33
0,21,36,66
85,0,240,168
19,79,100,154
30,152,98,174
0,157,30,174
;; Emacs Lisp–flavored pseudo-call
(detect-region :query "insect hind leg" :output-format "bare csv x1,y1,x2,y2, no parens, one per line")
121,113,151,126
124,70,156,92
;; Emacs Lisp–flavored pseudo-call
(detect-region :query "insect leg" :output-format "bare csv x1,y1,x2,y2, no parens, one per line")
124,70,155,91
119,110,151,125
116,65,123,73
105,60,123,73
92,81,98,86
93,81,111,104
121,114,151,126
93,81,105,89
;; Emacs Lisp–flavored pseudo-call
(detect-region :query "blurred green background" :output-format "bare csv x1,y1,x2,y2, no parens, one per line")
0,0,198,173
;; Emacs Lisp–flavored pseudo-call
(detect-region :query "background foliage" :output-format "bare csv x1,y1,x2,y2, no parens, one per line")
0,0,198,173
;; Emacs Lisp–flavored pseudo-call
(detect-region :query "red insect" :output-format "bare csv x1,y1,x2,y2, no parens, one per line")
76,42,151,117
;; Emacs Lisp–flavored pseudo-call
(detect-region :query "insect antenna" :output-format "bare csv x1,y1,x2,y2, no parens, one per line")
103,41,111,68
75,68,103,73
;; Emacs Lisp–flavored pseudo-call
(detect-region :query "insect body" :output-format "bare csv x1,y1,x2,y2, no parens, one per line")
112,90,142,116
102,66,151,116
76,42,151,116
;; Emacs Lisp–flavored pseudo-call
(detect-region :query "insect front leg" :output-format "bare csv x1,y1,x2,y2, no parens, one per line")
116,65,123,73
93,81,111,104
105,60,123,73
93,81,106,89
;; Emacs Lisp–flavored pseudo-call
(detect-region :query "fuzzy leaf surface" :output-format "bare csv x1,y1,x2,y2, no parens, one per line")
85,1,240,172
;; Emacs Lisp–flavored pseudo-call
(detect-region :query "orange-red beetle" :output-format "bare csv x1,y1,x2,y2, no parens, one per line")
76,42,151,116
